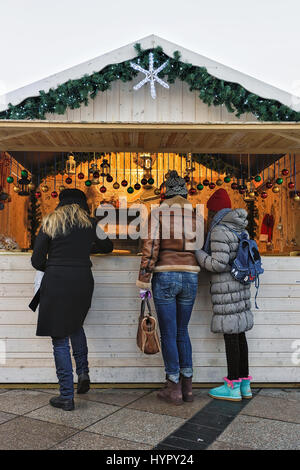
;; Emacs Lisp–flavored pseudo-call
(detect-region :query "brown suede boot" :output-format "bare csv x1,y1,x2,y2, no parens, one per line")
181,375,194,402
157,379,183,406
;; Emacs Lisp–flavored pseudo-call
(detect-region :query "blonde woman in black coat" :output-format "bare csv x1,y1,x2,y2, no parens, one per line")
30,189,113,411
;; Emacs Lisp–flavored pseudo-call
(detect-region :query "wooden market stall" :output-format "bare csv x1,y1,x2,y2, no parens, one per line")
0,36,299,384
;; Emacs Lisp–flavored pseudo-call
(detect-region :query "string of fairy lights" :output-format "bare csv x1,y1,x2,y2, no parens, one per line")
0,152,299,210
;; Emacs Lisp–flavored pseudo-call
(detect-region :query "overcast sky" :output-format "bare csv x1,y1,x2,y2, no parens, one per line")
1,0,300,97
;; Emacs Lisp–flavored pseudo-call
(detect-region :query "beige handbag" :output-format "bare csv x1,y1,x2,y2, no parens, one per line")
137,294,161,355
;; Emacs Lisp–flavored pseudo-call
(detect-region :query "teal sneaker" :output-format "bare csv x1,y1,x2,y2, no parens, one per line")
240,376,253,399
209,377,242,401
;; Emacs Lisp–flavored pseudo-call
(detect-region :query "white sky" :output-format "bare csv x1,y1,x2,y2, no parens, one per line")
0,0,300,97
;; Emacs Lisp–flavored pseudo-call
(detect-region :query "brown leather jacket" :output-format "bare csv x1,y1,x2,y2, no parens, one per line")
136,195,201,289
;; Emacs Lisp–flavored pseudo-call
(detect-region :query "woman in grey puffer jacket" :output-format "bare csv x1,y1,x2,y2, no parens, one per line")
196,189,253,402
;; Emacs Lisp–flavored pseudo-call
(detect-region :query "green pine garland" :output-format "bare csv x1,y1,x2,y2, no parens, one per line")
1,43,300,122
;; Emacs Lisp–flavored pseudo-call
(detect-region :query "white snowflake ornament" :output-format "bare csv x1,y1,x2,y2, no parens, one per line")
130,52,169,99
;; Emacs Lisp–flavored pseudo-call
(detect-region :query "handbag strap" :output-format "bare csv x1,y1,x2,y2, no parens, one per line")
140,292,152,318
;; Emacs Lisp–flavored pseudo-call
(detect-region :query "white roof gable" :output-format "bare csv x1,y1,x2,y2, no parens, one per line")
1,34,299,113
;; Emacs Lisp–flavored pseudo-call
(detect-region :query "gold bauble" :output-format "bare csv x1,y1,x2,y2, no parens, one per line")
28,182,35,191
13,186,20,193
216,179,223,186
41,185,49,193
272,185,280,193
154,188,161,195
294,194,300,202
59,185,65,191
249,191,256,198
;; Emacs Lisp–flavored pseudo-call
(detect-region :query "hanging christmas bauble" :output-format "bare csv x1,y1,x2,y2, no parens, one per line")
113,182,120,189
216,179,223,186
13,186,20,193
51,191,58,198
41,185,49,192
266,181,273,189
276,177,283,185
231,182,238,190
248,191,256,198
35,191,42,198
0,202,4,210
85,180,92,187
65,177,72,185
134,183,141,191
184,175,190,183
294,194,300,202
121,179,128,187
147,177,154,185
78,172,85,180
272,185,280,193
127,186,134,194
224,176,231,183
188,187,197,195
106,175,113,183
141,178,148,186
203,179,210,186
209,182,216,190
261,191,268,199
288,181,295,189
197,183,204,191
59,185,65,191
21,170,28,178
6,176,14,184
28,182,35,191
254,175,261,182
93,171,100,179
282,169,289,176
239,188,246,194
99,186,107,193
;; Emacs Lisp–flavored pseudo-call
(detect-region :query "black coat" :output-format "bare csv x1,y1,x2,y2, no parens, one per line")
31,218,113,338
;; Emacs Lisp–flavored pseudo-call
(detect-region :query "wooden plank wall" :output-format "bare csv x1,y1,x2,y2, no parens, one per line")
45,78,257,123
0,254,299,383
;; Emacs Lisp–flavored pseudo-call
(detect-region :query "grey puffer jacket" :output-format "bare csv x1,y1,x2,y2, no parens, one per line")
196,208,253,334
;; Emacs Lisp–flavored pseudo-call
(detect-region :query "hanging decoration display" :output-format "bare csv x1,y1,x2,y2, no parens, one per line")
3,43,300,122
127,153,134,194
113,153,120,189
65,154,76,174
121,152,128,187
130,52,169,100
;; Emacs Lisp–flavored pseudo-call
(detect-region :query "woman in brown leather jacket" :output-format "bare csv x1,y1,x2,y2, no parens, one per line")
137,171,202,405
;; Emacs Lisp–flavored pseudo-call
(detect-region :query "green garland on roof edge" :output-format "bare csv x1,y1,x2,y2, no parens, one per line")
1,43,300,122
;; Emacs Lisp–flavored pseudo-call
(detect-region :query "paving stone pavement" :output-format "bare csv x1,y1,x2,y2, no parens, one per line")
0,387,299,450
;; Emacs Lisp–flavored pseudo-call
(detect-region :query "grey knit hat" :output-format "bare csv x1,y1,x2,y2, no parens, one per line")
165,170,188,197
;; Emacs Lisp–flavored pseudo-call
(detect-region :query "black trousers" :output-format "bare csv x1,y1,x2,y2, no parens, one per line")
223,332,249,380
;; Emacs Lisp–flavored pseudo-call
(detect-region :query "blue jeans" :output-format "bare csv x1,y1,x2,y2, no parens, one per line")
152,271,198,384
52,327,89,399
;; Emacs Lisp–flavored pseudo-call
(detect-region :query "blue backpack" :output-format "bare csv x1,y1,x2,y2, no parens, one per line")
225,227,264,309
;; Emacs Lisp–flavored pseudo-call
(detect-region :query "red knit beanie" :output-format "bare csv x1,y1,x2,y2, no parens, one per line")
207,188,231,212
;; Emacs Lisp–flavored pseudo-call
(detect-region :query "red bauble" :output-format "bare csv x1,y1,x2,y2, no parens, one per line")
65,177,72,184
93,171,100,179
203,179,210,186
209,182,216,190
239,188,246,194
78,172,84,180
231,182,238,190
188,187,197,195
282,169,289,176
99,186,107,193
184,175,190,183
141,178,148,185
35,191,41,199
261,191,268,199
106,175,113,183
266,181,273,189
51,191,58,198
121,180,128,187
288,181,295,189
134,183,141,190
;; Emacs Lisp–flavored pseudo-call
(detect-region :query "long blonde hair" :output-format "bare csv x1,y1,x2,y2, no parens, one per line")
42,204,92,239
